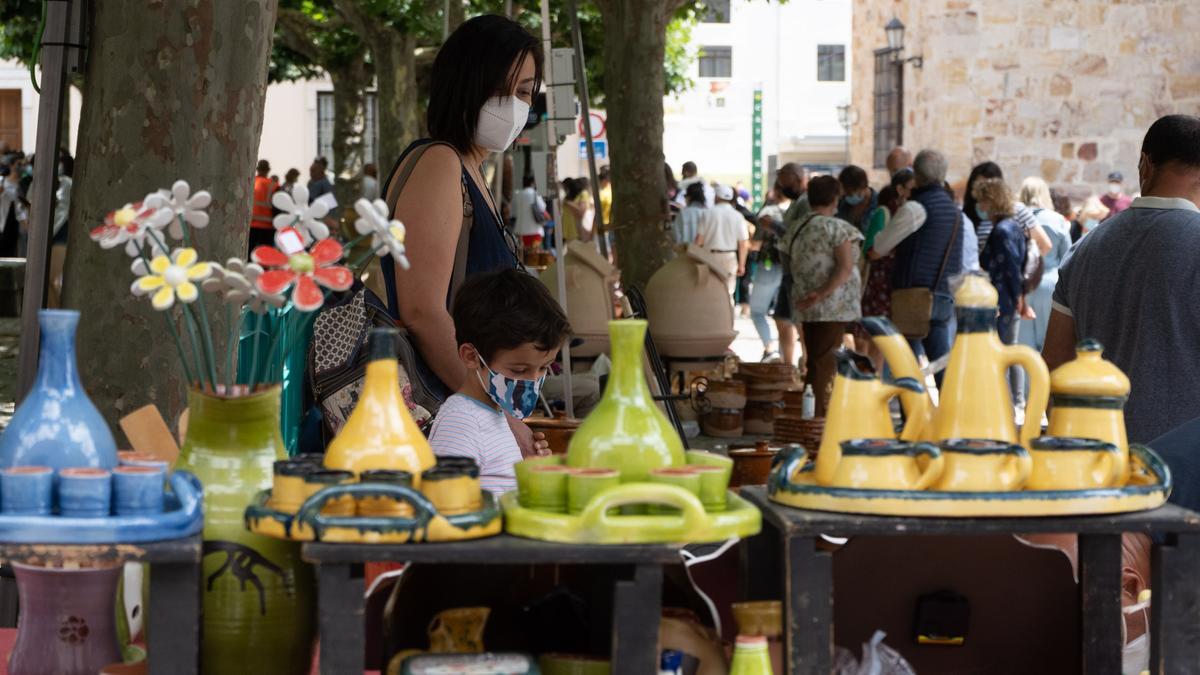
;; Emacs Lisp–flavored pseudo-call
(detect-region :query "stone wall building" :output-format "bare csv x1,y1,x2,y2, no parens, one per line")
848,0,1200,201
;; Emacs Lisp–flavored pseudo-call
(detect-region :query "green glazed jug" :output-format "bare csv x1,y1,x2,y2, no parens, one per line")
175,387,315,674
566,319,685,481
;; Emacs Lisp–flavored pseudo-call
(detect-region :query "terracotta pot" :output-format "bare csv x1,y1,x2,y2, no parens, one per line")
524,415,583,455
644,246,736,358
702,409,744,438
541,241,619,358
728,442,780,487
9,564,122,675
704,379,747,410
743,401,781,436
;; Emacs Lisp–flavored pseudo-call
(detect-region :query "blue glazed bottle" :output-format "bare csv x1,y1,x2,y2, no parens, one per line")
0,310,117,469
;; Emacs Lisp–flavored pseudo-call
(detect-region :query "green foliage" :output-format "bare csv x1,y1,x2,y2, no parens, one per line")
0,0,44,67
664,13,698,98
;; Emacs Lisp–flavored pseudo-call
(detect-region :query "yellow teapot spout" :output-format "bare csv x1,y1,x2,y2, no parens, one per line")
860,317,934,440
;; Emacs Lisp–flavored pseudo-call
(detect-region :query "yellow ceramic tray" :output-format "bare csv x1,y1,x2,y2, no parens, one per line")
245,483,502,543
502,482,761,544
768,444,1171,518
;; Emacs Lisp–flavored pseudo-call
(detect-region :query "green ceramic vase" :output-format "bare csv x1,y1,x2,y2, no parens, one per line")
566,320,685,481
175,387,316,674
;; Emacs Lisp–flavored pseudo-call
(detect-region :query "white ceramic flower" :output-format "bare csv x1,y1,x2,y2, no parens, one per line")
146,180,212,240
202,258,285,314
91,202,174,257
271,185,329,244
130,247,213,310
353,198,410,269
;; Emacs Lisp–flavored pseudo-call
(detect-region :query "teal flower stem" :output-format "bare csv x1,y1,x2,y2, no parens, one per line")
181,305,212,393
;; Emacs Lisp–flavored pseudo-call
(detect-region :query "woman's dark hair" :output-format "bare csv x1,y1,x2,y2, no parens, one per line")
877,185,901,214
452,268,572,361
963,161,1004,229
684,181,706,205
1050,188,1072,219
890,168,914,189
427,15,544,154
563,178,581,200
838,165,869,193
807,175,841,209
58,154,73,178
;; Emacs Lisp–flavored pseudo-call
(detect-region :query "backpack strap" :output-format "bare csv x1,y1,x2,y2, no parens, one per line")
381,141,474,317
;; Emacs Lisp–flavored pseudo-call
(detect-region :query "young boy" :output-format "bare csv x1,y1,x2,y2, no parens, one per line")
429,268,572,493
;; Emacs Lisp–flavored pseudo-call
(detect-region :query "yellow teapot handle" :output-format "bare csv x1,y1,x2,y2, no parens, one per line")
1000,344,1050,448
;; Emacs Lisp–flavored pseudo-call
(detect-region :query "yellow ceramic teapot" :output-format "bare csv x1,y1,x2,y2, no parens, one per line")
815,349,927,486
1046,339,1130,484
864,275,1049,449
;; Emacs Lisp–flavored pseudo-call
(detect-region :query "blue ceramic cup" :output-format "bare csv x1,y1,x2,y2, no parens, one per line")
58,468,113,517
113,466,165,515
1,466,53,515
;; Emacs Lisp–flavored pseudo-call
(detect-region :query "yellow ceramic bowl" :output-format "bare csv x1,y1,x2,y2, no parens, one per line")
1028,437,1123,490
933,439,1031,492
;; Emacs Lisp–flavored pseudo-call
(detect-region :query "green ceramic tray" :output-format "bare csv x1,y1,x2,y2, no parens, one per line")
502,482,761,544
245,483,502,543
768,444,1172,518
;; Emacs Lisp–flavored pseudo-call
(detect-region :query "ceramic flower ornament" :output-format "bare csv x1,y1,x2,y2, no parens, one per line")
202,258,286,314
90,202,174,257
353,198,410,269
252,227,352,311
130,247,214,310
146,180,212,240
271,185,329,244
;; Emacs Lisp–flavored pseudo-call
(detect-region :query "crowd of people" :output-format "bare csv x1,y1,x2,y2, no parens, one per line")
666,138,1147,421
0,142,74,307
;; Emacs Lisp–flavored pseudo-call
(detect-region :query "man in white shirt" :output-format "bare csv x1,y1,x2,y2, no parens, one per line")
695,184,749,297
512,175,548,248
676,161,715,208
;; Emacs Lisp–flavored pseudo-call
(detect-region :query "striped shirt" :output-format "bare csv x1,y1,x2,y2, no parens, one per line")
429,394,520,494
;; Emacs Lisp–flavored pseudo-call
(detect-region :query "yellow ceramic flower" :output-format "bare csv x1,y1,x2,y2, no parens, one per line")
131,247,213,310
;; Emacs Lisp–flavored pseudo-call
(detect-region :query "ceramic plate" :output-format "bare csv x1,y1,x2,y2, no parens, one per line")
768,444,1171,517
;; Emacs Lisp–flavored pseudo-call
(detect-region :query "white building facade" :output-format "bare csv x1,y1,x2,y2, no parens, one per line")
662,0,853,195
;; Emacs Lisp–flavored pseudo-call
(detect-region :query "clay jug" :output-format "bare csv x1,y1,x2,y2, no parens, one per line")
816,348,926,483
931,274,1049,448
540,241,618,358
644,245,736,358
324,327,436,486
1047,339,1131,484
566,320,686,480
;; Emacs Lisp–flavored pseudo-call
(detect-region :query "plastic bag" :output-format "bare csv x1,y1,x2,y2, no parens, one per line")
833,631,918,675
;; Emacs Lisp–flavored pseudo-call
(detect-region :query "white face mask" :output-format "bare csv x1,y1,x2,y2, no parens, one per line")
1108,183,1122,195
475,96,530,152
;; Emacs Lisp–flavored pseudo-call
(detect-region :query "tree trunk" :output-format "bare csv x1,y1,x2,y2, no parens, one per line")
329,60,368,215
595,0,684,292
369,33,421,170
61,0,278,429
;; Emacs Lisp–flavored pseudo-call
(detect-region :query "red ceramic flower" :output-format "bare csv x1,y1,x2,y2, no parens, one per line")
251,228,353,311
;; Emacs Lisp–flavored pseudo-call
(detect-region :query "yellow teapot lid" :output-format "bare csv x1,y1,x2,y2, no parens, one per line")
1050,339,1130,397
954,273,998,308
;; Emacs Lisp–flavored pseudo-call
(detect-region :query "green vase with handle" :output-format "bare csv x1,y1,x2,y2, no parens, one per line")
175,386,315,674
566,319,685,481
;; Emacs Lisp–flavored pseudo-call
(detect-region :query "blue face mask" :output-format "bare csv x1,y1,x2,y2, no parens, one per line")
476,356,545,420
844,193,864,206
1083,218,1099,231
975,205,989,222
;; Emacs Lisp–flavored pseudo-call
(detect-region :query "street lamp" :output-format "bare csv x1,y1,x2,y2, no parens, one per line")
884,17,923,68
837,103,856,165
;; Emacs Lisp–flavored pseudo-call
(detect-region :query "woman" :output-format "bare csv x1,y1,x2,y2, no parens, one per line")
1017,176,1071,353
748,184,791,360
964,161,1053,256
835,164,877,234
788,175,863,416
854,183,903,370
381,14,540,445
673,181,707,246
974,177,1027,412
564,176,595,242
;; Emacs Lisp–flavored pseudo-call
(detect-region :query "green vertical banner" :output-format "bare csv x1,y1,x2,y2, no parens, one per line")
751,87,764,211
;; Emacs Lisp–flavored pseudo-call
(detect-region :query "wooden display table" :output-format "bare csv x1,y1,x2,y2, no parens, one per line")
0,535,202,675
741,486,1200,675
303,536,682,674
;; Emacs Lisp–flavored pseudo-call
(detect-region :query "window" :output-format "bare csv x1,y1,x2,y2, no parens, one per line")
699,46,732,79
818,44,846,82
316,91,379,168
701,0,730,23
872,48,903,169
